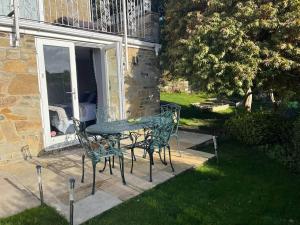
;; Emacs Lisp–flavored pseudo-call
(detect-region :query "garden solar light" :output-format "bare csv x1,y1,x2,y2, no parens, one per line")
36,165,44,205
69,178,75,225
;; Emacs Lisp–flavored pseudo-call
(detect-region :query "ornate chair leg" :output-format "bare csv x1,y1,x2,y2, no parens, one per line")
108,157,113,175
112,156,115,168
119,156,126,185
92,163,96,195
143,149,147,159
158,148,167,165
81,154,85,183
99,158,107,173
130,148,134,174
167,145,175,172
149,152,153,182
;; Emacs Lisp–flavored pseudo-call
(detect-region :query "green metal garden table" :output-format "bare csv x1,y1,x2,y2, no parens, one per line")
85,115,163,173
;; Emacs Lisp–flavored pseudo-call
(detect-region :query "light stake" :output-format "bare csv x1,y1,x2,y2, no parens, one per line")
69,178,75,225
213,136,219,164
36,165,44,205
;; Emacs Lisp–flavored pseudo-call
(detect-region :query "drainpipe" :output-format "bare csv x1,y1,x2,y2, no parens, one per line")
122,0,129,71
13,0,20,47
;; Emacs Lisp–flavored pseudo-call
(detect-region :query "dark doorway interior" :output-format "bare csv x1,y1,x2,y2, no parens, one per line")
75,46,98,126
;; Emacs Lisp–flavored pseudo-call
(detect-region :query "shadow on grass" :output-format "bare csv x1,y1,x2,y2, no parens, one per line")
2,141,300,225
0,205,68,225
85,140,300,225
161,100,234,133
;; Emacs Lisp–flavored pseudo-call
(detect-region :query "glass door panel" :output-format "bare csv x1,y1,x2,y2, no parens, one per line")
44,45,74,137
37,39,79,149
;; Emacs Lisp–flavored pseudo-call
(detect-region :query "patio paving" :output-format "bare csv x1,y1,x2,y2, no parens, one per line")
0,131,215,224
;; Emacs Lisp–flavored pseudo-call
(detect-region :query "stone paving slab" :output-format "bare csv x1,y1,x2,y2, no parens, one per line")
0,131,215,224
73,191,122,225
0,172,39,218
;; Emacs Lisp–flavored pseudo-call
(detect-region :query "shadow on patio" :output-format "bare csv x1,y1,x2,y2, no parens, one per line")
0,131,215,224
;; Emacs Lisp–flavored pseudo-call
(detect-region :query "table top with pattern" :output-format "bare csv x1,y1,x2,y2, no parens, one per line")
85,115,163,135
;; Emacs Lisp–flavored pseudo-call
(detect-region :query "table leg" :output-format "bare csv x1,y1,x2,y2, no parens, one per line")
108,157,113,175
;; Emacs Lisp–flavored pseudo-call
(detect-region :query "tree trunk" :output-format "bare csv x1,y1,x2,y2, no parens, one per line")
244,88,253,112
270,90,275,104
270,89,278,111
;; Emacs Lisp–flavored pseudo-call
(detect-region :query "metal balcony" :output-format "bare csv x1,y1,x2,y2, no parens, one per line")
0,0,159,43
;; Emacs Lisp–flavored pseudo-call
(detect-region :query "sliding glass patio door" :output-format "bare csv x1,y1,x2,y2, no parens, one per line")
37,39,79,149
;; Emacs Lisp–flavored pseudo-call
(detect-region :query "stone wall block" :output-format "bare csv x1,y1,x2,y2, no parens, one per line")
21,49,36,60
0,108,27,121
0,127,5,143
3,60,28,74
0,96,18,108
6,49,21,60
0,38,10,48
0,48,6,60
8,74,39,95
15,121,42,133
0,121,20,143
0,77,11,94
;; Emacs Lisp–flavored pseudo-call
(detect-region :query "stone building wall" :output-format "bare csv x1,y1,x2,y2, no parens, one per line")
0,32,43,160
125,47,160,118
0,31,160,160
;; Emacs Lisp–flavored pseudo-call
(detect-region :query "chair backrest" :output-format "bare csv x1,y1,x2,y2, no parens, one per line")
160,103,181,135
72,117,107,161
72,117,94,152
72,118,114,163
149,111,174,148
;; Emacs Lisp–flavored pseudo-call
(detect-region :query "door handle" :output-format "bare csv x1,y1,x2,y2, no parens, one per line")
66,89,77,101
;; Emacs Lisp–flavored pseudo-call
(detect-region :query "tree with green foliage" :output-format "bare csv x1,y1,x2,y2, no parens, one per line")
161,0,300,111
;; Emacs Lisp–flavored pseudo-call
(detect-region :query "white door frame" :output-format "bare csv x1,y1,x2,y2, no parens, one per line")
36,38,80,150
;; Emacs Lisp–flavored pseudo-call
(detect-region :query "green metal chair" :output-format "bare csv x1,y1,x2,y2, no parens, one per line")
95,106,129,169
72,118,126,195
161,103,182,156
127,111,175,182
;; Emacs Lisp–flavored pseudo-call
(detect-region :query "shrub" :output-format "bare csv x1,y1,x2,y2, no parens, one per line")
265,116,300,173
293,116,300,148
290,116,300,172
225,112,293,146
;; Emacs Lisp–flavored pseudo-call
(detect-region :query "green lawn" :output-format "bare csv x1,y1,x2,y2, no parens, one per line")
161,92,234,133
0,205,67,225
2,141,300,225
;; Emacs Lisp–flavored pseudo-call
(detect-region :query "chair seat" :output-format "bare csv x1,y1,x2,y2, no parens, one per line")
88,144,124,163
124,138,169,154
